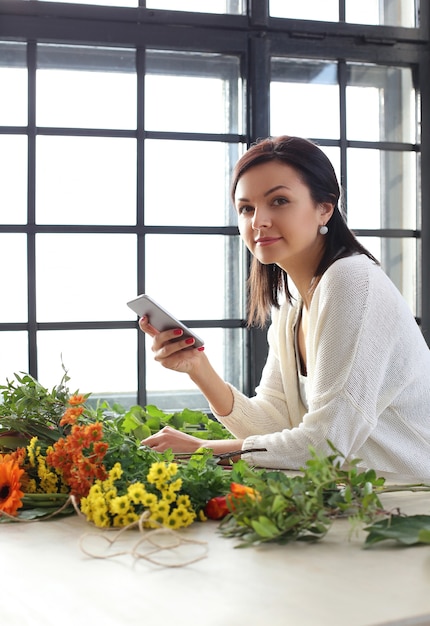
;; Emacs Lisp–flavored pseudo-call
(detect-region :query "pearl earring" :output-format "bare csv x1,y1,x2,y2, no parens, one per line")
319,225,328,235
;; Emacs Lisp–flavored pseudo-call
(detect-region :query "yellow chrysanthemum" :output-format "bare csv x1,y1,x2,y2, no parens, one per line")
142,492,158,509
109,494,131,515
146,461,169,485
124,511,139,525
113,514,126,527
103,488,117,503
26,437,39,468
177,494,192,508
158,487,176,504
93,509,111,528
108,463,123,482
127,482,147,505
166,462,178,478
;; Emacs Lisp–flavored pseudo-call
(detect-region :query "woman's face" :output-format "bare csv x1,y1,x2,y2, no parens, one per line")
234,160,331,271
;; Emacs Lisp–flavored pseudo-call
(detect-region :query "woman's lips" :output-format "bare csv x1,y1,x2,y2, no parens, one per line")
255,237,282,246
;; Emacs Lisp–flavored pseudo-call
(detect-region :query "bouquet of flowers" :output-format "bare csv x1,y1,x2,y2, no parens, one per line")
2,370,430,549
0,371,234,529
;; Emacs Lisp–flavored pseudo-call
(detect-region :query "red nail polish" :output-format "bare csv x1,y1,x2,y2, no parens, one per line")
197,346,205,352
173,329,183,336
185,337,194,345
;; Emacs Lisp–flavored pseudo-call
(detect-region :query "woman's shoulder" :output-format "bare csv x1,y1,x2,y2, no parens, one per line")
321,254,382,292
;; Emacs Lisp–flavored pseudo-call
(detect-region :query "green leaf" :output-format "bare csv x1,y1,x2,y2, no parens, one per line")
364,515,430,547
251,516,280,539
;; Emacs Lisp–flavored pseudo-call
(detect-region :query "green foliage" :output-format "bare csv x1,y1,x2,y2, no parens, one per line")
364,514,430,547
0,372,72,445
219,444,387,547
120,404,233,441
178,448,232,513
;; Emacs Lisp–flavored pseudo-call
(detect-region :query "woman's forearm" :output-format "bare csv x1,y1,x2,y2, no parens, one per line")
188,353,234,416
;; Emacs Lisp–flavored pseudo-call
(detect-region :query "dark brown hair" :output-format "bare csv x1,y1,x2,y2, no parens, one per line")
231,136,379,327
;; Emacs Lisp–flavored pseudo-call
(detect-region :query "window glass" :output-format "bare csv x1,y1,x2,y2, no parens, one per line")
145,139,240,227
36,234,137,322
346,64,416,143
271,59,339,139
0,135,27,225
347,148,417,230
0,235,27,323
143,234,243,321
270,0,417,27
39,0,137,5
0,42,27,126
146,51,242,134
147,0,245,12
37,44,136,129
358,237,417,315
0,333,28,384
37,329,137,396
270,0,338,21
36,136,136,225
345,0,417,27
37,0,245,10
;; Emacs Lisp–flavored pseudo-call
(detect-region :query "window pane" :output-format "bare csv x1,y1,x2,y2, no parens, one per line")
146,51,242,134
36,136,136,225
347,148,417,230
0,235,27,323
37,329,137,395
358,237,417,316
0,135,27,224
145,139,240,226
37,44,136,129
346,64,416,143
0,332,28,384
143,234,243,320
0,42,27,126
270,0,338,21
271,59,339,139
36,234,137,322
346,0,417,27
146,327,244,411
147,0,245,13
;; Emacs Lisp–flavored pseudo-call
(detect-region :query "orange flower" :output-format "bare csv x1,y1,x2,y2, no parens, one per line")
46,421,108,499
68,394,86,406
60,406,84,427
230,482,259,499
0,457,25,516
204,482,260,520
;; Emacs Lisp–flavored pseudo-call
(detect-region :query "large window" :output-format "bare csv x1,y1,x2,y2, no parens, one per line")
0,0,428,412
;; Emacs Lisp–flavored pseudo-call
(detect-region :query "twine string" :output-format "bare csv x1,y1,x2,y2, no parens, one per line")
2,495,208,567
71,496,208,567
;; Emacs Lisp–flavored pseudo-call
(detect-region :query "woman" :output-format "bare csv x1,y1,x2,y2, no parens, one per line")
140,135,430,480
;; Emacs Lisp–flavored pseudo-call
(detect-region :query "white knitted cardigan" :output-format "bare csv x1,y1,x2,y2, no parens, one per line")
212,255,430,480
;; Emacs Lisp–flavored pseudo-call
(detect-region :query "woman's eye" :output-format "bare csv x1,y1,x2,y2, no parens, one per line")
273,197,289,206
238,205,254,215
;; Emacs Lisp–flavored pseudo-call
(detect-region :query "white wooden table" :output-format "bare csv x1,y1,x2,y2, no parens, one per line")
1,490,430,626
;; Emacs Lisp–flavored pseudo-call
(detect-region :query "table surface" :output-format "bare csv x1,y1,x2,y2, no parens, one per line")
2,490,430,626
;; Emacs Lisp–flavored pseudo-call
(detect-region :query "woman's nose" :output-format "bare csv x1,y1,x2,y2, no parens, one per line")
251,207,271,230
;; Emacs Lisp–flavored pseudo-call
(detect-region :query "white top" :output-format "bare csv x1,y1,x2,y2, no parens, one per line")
212,255,430,480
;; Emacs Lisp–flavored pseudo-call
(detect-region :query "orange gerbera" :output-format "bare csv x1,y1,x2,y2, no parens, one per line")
0,457,25,516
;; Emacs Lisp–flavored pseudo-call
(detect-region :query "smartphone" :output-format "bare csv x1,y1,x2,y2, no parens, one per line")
127,294,204,348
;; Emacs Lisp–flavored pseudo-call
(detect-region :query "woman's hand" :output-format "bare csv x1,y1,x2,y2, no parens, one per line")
139,315,205,375
141,426,206,453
